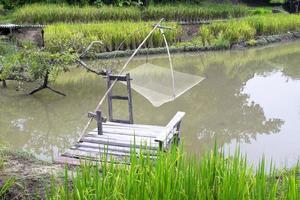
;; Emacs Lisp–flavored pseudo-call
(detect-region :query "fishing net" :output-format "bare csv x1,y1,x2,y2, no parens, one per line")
124,63,205,107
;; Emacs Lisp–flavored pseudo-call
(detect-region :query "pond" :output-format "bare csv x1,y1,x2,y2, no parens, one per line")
1,40,300,167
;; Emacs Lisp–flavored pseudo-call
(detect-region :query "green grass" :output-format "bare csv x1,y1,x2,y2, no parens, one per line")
44,22,181,53
197,14,300,47
46,145,300,199
11,3,272,24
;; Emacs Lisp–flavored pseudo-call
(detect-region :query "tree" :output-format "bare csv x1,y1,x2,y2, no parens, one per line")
0,45,76,95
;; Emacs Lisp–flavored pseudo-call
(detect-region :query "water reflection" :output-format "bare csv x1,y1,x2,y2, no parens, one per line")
1,40,300,166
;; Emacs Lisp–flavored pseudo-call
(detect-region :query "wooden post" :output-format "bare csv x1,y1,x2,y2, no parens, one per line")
126,73,134,124
176,121,182,145
96,110,103,135
107,72,113,122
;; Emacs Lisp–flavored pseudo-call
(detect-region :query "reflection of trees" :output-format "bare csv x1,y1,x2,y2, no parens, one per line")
0,69,108,160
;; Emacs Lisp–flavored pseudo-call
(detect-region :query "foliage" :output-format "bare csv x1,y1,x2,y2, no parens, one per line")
44,22,181,53
11,3,272,24
46,145,300,199
13,4,141,23
0,46,76,83
199,14,300,46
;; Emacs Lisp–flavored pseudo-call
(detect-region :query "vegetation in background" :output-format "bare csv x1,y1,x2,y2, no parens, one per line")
13,4,141,23
142,3,271,21
47,145,300,199
44,22,181,53
198,14,300,47
11,3,272,24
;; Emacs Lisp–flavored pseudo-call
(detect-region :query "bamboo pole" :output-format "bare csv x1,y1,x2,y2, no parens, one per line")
79,18,165,139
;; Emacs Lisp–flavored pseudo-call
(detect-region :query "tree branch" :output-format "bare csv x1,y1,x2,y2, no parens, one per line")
77,59,107,76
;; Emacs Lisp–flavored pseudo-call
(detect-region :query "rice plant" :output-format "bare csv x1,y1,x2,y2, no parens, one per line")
13,4,141,24
44,22,181,53
12,3,272,24
46,145,299,200
142,3,271,22
199,14,300,47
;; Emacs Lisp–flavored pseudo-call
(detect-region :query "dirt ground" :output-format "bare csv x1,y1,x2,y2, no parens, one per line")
0,149,65,200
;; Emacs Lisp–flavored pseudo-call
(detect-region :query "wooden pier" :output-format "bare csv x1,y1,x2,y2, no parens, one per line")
56,72,185,165
56,112,185,165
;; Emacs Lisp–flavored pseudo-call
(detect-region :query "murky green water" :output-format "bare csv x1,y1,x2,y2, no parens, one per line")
1,41,300,166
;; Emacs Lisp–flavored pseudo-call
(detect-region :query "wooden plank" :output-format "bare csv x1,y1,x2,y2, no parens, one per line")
74,142,158,155
111,95,128,100
103,122,164,130
64,148,156,162
55,156,82,166
62,149,141,164
108,75,127,81
155,112,185,143
99,126,161,138
81,137,158,149
102,124,166,135
85,132,158,145
110,119,132,124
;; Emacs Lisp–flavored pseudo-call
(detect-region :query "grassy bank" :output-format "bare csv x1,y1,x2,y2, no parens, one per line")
47,146,299,199
44,22,181,53
197,14,300,47
0,148,65,199
11,3,272,24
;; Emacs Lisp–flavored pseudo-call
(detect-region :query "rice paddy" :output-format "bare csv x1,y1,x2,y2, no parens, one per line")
13,4,141,24
11,3,272,24
44,22,181,53
46,145,300,200
198,14,300,46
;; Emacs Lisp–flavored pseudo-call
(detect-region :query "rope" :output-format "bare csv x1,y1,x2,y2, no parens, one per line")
160,28,176,98
79,18,165,139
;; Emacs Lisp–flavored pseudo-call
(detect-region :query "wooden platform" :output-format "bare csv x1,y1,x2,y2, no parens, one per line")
56,112,185,165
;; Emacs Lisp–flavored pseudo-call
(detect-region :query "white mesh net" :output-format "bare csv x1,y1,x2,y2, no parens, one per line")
124,63,205,107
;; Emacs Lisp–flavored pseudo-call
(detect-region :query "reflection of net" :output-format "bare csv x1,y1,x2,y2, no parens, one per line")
124,63,205,107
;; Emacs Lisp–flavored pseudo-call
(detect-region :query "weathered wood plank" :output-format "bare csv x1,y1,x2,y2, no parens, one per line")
93,127,160,138
85,133,158,145
155,112,185,143
80,139,159,151
111,95,128,100
66,147,157,160
74,142,158,155
103,122,164,130
55,156,82,166
81,135,159,149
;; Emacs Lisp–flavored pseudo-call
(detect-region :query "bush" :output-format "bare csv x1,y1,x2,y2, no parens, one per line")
44,22,181,53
